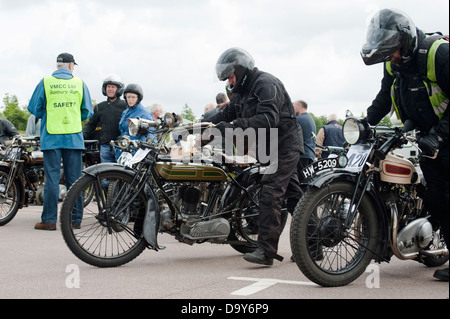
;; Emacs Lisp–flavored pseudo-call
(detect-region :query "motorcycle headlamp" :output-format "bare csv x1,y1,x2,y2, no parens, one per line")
117,135,131,149
164,112,175,128
342,117,370,145
127,117,160,137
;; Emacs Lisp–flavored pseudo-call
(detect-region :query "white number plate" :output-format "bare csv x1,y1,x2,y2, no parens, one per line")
345,144,372,171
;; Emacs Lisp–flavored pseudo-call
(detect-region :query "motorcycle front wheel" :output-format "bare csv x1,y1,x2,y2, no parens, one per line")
60,170,147,267
290,181,378,287
0,169,21,226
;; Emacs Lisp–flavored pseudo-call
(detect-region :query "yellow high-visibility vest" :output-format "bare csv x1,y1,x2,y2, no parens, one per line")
43,76,84,134
386,37,448,121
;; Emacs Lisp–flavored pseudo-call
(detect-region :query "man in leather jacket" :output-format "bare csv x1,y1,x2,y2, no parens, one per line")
209,47,303,265
83,74,126,163
361,8,449,281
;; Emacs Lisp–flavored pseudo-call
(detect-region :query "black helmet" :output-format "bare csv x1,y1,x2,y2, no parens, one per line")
361,8,417,65
216,47,255,91
102,74,124,97
123,83,144,105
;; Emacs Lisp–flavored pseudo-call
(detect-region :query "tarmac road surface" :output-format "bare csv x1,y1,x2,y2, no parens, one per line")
1,205,448,304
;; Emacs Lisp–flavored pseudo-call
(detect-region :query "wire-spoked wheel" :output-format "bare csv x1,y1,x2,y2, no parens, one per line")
60,170,148,267
290,182,378,287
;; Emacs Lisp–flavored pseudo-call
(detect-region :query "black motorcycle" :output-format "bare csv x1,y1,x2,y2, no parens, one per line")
0,136,100,226
290,114,448,287
59,113,283,267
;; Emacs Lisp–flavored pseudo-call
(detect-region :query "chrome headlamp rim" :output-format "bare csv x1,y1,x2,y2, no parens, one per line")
117,135,131,150
342,117,370,145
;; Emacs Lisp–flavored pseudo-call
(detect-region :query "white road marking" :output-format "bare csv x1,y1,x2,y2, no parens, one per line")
228,276,317,296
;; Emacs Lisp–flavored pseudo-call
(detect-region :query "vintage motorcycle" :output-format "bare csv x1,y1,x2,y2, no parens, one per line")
290,114,448,287
59,113,275,267
0,136,100,226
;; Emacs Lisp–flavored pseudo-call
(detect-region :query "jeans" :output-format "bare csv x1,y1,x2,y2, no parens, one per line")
100,144,116,163
42,149,83,224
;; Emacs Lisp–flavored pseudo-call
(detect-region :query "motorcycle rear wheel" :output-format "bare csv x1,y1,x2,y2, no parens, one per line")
60,170,147,267
0,170,21,226
228,184,261,254
290,181,378,287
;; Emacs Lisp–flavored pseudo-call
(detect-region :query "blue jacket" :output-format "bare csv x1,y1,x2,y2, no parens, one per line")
297,112,316,161
28,68,94,151
118,103,154,141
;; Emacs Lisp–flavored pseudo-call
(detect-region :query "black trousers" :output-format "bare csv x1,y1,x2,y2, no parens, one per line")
420,142,449,246
258,151,301,259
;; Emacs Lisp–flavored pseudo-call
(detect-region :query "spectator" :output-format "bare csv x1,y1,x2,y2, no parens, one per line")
25,114,41,137
118,83,153,142
293,100,316,171
150,103,163,120
201,102,218,122
28,52,93,230
315,113,345,158
0,119,20,145
83,74,126,163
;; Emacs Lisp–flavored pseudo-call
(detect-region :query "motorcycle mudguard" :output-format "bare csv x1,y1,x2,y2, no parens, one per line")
306,169,359,188
82,163,162,249
142,185,163,250
82,162,132,176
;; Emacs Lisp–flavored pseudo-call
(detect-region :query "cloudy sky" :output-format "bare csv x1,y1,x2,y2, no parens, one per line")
0,0,448,120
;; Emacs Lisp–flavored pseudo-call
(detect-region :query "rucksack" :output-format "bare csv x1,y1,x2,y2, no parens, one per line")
417,32,449,82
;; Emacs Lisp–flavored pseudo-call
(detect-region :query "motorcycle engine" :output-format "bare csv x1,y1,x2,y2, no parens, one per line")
179,185,201,216
180,218,230,243
397,218,433,254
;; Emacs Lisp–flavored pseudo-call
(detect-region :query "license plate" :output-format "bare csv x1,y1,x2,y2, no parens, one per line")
345,144,372,171
300,157,340,180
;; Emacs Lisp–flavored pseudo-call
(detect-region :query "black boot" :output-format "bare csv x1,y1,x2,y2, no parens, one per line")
433,267,449,282
244,247,273,266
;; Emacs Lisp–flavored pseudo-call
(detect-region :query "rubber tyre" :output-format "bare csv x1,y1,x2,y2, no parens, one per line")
60,170,147,267
0,169,21,226
290,181,378,287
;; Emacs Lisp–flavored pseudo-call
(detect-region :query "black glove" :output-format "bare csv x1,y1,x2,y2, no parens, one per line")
417,127,443,157
215,121,236,136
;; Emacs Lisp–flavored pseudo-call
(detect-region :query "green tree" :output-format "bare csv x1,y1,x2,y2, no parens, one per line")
2,93,29,131
181,103,195,122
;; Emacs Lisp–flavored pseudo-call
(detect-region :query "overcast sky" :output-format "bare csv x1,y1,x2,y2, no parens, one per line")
0,0,448,120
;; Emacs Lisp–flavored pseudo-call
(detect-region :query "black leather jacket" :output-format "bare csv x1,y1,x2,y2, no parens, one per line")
209,68,303,156
0,119,19,145
83,98,127,145
367,29,449,139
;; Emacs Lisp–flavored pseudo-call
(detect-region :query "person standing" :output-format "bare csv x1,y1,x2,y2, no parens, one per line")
315,113,345,158
212,47,303,265
83,74,126,163
118,83,154,143
0,119,19,145
28,52,93,230
25,114,41,137
293,100,316,171
361,8,448,281
149,103,163,121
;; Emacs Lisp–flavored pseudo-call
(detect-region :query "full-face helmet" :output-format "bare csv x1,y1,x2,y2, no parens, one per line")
215,47,255,91
361,8,417,65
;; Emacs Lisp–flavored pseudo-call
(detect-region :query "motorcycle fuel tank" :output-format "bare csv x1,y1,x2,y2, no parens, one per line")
154,163,228,182
379,153,420,185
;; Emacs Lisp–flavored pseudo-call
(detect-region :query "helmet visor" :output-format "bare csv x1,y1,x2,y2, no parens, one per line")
216,62,235,81
361,29,401,65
